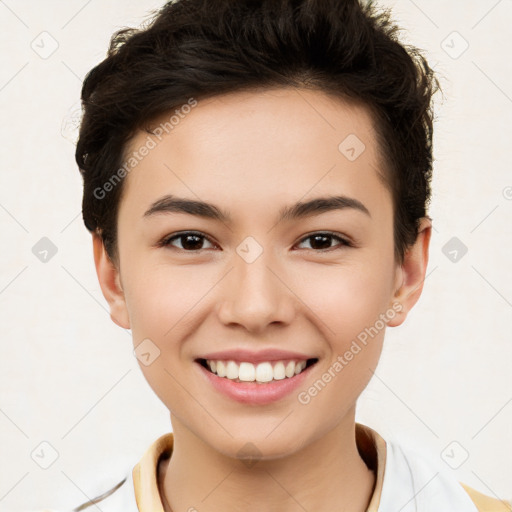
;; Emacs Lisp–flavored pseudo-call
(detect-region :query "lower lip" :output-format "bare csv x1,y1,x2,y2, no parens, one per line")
196,361,316,405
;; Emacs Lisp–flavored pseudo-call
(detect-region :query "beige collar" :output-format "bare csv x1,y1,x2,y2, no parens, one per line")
132,422,386,512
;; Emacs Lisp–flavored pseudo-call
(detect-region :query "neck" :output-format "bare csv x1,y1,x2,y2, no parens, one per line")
159,412,375,512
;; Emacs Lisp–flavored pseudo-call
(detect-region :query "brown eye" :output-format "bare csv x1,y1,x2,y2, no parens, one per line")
161,232,216,251
296,232,351,251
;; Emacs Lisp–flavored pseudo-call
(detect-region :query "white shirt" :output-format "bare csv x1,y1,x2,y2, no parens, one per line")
38,424,510,512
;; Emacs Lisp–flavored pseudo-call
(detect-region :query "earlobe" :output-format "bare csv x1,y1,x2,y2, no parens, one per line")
92,233,131,329
387,217,432,327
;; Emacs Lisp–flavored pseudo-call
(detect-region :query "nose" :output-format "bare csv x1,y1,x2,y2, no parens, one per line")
216,252,296,334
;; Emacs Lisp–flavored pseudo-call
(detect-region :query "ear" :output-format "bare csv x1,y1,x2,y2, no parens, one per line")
387,217,432,327
92,233,131,329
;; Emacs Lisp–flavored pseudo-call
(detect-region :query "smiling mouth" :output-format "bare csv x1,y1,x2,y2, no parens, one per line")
196,357,318,384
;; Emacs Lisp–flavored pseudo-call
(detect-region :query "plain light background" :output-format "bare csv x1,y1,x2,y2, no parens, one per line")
0,1,511,510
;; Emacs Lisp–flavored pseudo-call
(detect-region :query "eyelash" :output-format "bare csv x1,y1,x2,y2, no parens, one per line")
158,231,353,252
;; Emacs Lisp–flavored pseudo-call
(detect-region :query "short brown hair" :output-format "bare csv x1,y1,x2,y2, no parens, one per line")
76,0,441,264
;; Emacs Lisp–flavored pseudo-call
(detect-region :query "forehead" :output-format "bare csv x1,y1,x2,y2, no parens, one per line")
120,87,389,220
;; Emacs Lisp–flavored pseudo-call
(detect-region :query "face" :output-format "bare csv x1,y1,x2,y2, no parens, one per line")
95,87,430,460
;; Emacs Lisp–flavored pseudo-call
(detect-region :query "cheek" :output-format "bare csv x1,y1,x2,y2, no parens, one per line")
122,265,204,410
292,267,391,413
293,257,396,343
125,264,213,335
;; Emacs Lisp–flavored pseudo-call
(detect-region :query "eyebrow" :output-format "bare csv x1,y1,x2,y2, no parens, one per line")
143,194,371,222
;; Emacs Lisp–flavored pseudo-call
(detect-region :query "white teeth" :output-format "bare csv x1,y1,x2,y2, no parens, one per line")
226,361,239,379
295,361,306,374
205,358,313,383
216,360,226,377
273,361,286,380
285,361,295,378
239,362,255,381
255,362,273,382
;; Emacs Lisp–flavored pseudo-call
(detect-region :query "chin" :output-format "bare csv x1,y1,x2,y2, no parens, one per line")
210,429,306,464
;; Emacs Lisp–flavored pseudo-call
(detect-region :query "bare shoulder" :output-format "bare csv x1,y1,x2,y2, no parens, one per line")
461,483,512,511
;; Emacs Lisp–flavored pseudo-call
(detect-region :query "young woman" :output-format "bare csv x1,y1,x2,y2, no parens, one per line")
45,0,510,510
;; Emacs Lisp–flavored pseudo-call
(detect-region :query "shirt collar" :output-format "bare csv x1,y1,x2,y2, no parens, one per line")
132,422,386,512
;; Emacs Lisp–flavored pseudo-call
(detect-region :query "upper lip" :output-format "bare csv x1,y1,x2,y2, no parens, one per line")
196,349,317,364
